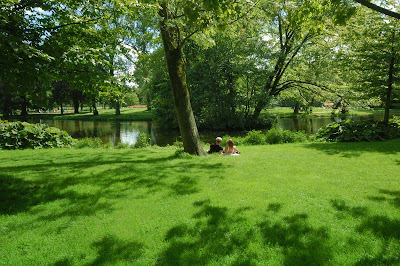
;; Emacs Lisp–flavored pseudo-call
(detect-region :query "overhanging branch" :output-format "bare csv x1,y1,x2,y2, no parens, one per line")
353,0,400,20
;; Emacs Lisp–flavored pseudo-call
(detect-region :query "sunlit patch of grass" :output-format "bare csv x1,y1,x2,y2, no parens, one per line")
0,139,400,264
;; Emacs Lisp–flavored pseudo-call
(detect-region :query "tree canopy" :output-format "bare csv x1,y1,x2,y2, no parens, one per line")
1,0,399,154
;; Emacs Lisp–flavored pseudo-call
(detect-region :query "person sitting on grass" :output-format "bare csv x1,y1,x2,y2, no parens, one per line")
224,139,240,155
208,137,224,154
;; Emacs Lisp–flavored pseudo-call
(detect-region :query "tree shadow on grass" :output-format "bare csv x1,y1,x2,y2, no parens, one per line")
330,196,400,265
258,213,332,266
86,235,144,265
158,201,332,265
303,140,400,158
0,151,224,234
52,235,145,266
368,189,400,209
157,200,257,265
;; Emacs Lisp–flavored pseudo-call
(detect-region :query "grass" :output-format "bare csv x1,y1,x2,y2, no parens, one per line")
2,107,154,121
0,140,400,265
263,107,400,118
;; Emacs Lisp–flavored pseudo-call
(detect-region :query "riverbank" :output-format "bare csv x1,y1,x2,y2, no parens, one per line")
2,107,399,122
263,107,400,118
1,140,399,265
1,107,154,121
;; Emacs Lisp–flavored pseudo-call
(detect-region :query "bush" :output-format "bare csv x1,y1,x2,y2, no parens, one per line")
174,149,193,159
134,133,153,148
74,138,104,149
391,116,400,126
265,128,307,144
0,120,75,149
243,130,265,145
220,135,243,147
114,142,131,149
316,119,400,142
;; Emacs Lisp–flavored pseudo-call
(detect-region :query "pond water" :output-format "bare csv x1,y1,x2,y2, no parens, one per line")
19,114,385,146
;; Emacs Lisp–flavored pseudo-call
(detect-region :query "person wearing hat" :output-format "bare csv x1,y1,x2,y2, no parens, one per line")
208,137,224,154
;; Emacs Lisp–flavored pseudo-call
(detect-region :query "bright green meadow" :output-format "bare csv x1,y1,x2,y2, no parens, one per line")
0,140,399,265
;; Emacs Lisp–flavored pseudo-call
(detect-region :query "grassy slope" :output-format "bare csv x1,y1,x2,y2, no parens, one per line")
0,141,399,265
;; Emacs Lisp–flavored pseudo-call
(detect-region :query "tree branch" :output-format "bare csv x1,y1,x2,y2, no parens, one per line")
353,0,400,20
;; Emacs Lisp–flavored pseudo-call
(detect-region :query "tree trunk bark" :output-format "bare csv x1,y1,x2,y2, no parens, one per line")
159,4,206,155
20,96,28,116
294,102,300,114
115,101,120,115
146,94,151,111
2,94,11,119
73,100,79,114
93,101,98,116
384,40,395,125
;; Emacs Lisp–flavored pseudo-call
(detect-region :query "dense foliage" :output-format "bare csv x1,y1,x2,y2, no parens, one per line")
219,129,308,146
1,0,399,154
243,129,308,145
0,120,75,149
316,119,400,142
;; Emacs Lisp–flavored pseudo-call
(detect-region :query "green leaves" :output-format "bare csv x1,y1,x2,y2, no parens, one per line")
0,120,76,150
316,120,400,142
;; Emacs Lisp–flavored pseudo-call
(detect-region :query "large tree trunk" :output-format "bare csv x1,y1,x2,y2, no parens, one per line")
159,4,206,155
92,101,98,116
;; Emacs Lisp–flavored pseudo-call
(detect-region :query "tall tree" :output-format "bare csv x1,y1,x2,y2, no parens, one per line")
157,1,245,155
338,8,400,123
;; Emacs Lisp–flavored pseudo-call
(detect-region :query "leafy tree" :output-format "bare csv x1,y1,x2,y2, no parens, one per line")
250,0,338,120
157,1,247,155
337,8,400,123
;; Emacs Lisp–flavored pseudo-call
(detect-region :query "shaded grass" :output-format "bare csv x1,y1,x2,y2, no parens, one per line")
3,107,153,121
0,140,400,265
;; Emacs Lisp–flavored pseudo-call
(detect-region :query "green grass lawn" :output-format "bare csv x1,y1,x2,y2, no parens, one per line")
2,107,154,121
263,107,400,118
1,140,399,265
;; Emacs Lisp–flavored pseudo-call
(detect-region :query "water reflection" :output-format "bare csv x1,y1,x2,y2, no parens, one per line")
18,114,386,146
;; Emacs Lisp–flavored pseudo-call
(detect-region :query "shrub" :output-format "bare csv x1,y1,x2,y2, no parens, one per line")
0,120,75,149
265,128,307,144
134,133,153,148
391,116,400,126
114,142,131,149
243,130,265,145
220,135,243,147
316,119,400,142
174,149,193,159
74,138,104,149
